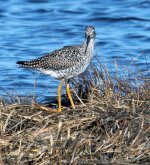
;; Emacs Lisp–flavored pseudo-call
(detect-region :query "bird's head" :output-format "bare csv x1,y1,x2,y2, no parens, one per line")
85,26,95,39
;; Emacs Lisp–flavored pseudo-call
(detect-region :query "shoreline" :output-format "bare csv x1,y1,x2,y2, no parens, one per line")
0,62,149,164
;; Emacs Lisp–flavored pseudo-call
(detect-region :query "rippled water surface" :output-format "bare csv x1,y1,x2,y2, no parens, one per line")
0,0,150,99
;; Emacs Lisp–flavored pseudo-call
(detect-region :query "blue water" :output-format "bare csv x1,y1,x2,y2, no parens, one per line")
0,0,150,99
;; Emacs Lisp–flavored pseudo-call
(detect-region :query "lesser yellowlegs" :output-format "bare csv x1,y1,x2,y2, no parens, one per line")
17,26,96,112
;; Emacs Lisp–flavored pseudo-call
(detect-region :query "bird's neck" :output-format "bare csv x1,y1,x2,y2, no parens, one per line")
82,37,95,54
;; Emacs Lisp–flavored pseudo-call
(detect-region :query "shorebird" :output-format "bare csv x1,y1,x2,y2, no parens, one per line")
17,26,95,112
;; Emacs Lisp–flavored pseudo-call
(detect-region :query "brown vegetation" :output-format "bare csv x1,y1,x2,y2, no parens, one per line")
0,59,150,165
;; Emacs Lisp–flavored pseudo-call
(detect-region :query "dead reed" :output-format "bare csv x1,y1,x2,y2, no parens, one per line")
0,58,150,165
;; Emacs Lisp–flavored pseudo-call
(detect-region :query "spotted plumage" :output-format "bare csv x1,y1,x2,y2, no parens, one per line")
17,26,95,80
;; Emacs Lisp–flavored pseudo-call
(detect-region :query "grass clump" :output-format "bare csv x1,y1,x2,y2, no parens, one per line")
0,58,150,165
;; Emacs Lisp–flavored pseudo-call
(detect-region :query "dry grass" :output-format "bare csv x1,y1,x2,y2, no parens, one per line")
0,59,150,165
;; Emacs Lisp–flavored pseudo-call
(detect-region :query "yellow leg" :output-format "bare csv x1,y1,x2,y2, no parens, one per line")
66,83,75,109
58,80,64,112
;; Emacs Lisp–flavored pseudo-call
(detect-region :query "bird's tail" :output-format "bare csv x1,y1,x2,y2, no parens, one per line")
16,61,37,68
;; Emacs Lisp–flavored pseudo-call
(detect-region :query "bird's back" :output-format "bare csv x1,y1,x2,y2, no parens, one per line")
18,46,82,70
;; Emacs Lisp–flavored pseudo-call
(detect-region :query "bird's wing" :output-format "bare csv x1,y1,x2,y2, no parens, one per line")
32,46,82,70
